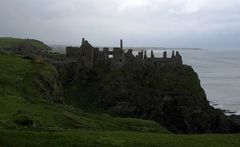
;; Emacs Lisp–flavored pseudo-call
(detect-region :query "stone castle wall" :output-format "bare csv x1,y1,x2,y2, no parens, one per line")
66,38,183,69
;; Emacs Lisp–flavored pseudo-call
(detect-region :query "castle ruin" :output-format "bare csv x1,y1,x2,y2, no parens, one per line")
66,38,182,69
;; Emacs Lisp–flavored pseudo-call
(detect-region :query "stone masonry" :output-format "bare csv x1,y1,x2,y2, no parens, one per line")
66,38,183,69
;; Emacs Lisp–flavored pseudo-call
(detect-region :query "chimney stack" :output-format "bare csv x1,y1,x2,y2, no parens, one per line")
82,38,85,45
151,50,154,58
171,51,175,58
163,51,167,59
144,51,147,59
120,39,123,49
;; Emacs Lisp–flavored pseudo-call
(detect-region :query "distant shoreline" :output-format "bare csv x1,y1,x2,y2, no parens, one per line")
49,44,205,53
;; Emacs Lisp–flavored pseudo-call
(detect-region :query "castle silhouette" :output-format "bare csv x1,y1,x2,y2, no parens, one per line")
66,38,182,69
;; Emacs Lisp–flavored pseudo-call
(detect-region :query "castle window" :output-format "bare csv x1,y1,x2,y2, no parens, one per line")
119,59,122,62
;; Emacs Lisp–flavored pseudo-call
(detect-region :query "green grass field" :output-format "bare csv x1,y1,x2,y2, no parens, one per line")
0,130,240,147
0,52,240,146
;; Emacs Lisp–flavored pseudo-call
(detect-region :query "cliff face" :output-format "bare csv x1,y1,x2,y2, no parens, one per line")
97,64,239,133
0,53,170,133
34,63,64,103
61,62,240,133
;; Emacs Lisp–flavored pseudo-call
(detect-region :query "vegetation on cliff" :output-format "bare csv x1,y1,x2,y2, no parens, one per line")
0,37,51,51
61,62,240,133
0,53,168,133
1,38,240,146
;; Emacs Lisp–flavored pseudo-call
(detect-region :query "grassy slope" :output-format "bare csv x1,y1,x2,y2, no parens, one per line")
0,37,51,51
64,85,103,113
0,53,168,132
0,130,240,147
0,53,240,146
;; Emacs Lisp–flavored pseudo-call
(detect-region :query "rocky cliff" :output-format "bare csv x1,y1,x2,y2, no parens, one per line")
34,63,64,103
60,62,240,133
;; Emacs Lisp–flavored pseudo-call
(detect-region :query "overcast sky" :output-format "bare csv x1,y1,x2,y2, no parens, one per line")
0,0,240,49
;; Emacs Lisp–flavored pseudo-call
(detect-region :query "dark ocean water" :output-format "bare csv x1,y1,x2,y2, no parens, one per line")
152,49,240,115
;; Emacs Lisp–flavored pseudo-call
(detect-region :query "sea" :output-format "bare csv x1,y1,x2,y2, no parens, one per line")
151,49,240,115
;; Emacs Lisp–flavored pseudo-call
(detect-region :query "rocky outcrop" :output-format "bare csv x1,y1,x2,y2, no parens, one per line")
34,64,64,103
97,64,240,133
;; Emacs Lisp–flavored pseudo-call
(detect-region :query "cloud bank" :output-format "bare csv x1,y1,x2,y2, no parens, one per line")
0,0,240,49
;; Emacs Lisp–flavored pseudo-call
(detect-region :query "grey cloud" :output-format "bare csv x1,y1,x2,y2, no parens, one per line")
0,0,240,49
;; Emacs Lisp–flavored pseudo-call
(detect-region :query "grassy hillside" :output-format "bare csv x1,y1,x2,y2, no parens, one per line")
0,130,240,147
1,52,240,146
0,37,51,51
0,52,168,132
